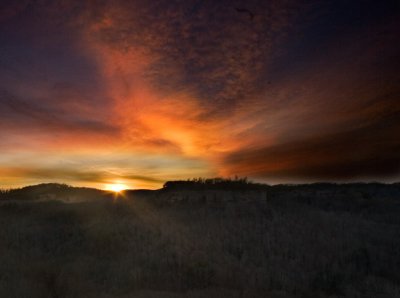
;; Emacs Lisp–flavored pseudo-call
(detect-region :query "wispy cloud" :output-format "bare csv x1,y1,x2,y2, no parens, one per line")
0,0,399,187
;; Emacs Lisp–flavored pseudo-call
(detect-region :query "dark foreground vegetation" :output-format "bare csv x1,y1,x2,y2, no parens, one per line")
1,180,400,297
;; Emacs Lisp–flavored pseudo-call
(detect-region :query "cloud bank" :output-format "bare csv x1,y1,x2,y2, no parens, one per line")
0,0,399,188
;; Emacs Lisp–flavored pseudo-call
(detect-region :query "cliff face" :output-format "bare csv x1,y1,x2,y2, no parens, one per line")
128,182,400,207
153,190,268,204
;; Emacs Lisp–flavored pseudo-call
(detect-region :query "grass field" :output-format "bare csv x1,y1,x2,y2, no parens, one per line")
0,182,399,297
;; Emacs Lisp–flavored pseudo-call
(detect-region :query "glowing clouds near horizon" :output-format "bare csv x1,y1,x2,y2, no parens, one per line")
105,183,128,193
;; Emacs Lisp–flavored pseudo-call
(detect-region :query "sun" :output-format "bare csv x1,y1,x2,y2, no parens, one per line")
105,183,128,193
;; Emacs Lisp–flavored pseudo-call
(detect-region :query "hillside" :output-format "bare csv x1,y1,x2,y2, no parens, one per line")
0,182,399,297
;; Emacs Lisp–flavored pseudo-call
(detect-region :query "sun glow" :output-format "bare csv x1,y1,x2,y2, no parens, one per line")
105,183,128,193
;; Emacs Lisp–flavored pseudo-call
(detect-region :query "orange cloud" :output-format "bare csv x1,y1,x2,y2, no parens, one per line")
1,0,398,188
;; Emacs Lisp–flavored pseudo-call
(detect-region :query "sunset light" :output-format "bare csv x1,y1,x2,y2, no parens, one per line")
105,183,128,193
0,1,398,297
0,0,398,188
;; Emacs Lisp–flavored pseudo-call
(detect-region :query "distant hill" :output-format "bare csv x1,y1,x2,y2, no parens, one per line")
0,183,106,202
1,180,400,204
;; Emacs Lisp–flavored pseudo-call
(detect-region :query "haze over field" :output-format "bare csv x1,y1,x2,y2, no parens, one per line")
0,0,399,189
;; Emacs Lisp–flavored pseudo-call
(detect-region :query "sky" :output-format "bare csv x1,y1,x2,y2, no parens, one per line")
0,0,399,189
